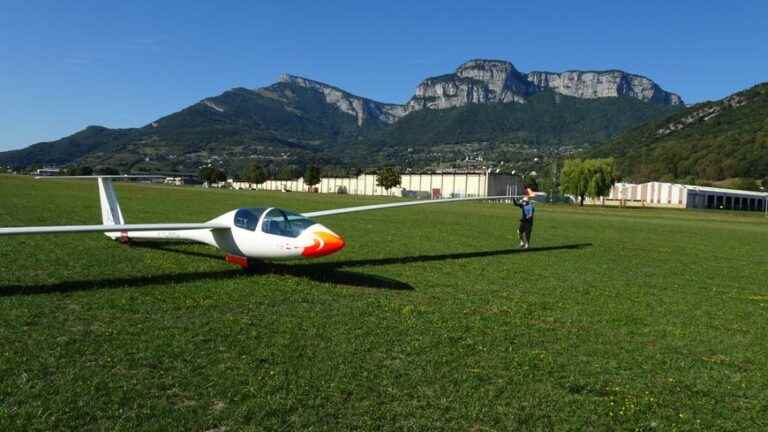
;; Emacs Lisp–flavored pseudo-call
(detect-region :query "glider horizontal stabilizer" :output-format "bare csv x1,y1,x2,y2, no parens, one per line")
302,195,523,218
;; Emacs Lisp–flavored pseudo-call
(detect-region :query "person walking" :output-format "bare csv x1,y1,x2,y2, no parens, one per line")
513,196,534,249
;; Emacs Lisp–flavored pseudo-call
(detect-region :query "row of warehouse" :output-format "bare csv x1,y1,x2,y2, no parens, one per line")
223,174,766,213
230,172,525,199
598,182,768,212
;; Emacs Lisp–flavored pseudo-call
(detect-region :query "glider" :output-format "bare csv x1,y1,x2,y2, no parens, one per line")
0,176,522,268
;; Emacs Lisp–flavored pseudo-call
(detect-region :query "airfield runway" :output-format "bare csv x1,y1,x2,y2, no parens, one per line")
1,176,766,430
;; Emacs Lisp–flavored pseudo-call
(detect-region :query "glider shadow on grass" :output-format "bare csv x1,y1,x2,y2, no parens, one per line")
1,243,591,296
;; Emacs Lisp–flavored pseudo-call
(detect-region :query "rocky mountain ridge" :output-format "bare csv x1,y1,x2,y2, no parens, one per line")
527,70,683,105
406,60,533,110
252,59,683,124
271,75,408,126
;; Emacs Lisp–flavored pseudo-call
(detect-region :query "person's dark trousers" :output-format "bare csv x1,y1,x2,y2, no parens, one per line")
518,220,533,245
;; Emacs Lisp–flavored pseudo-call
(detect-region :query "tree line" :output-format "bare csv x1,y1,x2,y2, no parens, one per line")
225,158,619,203
200,163,403,192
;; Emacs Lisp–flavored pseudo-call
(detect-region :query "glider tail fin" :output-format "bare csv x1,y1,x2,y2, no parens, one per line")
98,177,125,226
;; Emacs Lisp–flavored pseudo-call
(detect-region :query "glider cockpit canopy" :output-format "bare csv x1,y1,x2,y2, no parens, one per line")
233,208,264,231
233,208,316,238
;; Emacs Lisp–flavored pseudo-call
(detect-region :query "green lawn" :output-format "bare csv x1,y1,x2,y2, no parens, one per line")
1,175,767,431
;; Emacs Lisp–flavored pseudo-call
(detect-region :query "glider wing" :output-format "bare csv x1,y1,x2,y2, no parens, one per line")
34,175,165,180
0,223,229,236
301,195,520,218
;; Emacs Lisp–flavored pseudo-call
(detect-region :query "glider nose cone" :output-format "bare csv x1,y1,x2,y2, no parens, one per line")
302,229,345,258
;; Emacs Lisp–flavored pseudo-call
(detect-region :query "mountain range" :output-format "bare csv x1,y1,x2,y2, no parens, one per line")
0,59,684,173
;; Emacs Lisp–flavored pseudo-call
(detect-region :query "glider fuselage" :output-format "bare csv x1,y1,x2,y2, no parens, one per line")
120,208,345,260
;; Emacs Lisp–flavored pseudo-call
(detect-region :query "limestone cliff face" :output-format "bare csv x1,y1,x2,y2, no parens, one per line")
405,60,682,113
407,60,533,110
263,60,683,126
275,74,407,125
526,70,683,105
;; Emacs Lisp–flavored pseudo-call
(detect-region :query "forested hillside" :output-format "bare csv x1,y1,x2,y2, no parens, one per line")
598,83,768,182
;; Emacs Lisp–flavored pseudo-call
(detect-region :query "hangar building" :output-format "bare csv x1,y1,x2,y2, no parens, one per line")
233,172,524,198
604,182,767,212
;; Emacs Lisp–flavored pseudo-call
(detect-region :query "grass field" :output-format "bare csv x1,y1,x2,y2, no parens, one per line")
1,175,767,431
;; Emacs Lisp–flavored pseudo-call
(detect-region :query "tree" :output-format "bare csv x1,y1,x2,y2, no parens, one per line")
275,165,300,180
561,158,616,206
732,177,760,191
377,166,401,195
67,166,93,176
304,165,321,191
95,166,119,175
199,166,227,183
537,160,561,200
242,162,267,185
561,159,588,206
679,175,697,186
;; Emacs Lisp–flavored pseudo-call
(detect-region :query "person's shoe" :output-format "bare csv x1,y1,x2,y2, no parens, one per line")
523,243,529,249
519,241,525,247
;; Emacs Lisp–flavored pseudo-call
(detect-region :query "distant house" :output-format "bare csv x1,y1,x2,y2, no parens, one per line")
164,177,184,186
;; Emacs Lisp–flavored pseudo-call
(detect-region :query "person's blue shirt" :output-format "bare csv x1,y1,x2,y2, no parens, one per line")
523,202,534,220
513,198,534,222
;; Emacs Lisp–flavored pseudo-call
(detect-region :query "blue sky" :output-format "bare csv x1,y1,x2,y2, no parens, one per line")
1,0,766,151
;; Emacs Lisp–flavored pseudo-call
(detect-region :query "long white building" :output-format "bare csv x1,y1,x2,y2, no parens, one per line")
604,182,768,212
231,172,524,198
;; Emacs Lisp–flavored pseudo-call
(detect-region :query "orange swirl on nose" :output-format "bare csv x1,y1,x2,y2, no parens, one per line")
302,231,345,258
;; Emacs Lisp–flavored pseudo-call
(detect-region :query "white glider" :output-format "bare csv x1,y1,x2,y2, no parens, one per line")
0,176,521,268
